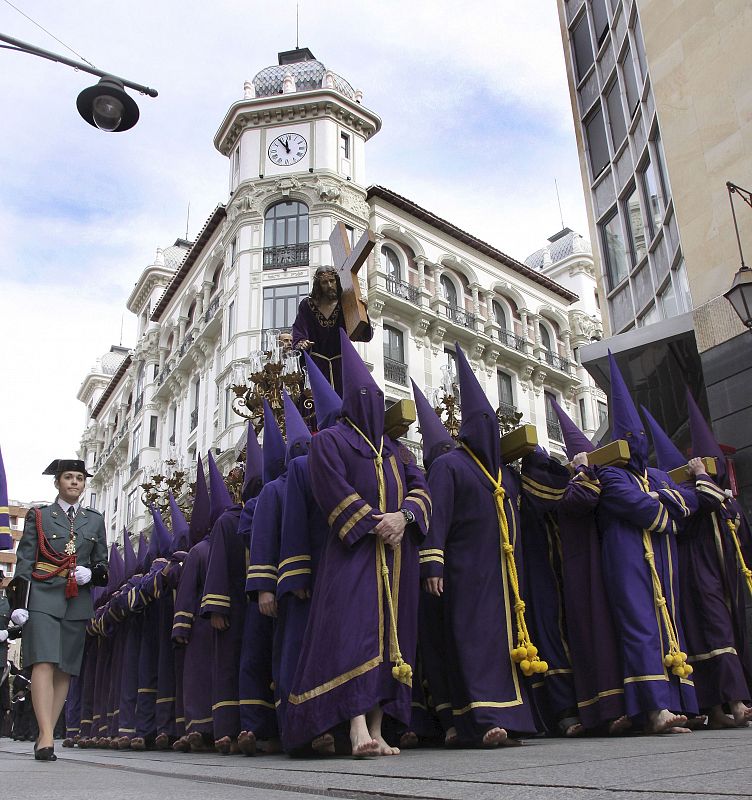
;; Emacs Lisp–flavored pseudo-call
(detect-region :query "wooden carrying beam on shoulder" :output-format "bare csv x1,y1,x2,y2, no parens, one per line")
568,439,631,473
667,456,717,485
500,424,538,463
384,399,417,440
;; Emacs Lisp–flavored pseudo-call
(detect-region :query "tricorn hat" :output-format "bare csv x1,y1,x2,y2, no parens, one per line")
43,459,92,477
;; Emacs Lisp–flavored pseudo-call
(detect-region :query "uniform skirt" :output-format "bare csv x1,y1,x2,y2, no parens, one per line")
22,611,87,676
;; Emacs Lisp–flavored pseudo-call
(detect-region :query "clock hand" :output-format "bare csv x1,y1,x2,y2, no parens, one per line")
282,137,290,153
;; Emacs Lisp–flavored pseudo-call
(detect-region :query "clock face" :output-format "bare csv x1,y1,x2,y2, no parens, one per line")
268,133,308,166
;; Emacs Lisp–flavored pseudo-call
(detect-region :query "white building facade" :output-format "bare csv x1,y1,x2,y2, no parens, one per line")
77,48,604,541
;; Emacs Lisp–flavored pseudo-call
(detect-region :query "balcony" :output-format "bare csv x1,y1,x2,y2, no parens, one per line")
129,455,139,478
498,329,526,352
547,416,564,443
543,350,574,373
177,331,195,359
156,360,174,387
263,243,309,270
190,407,199,432
204,295,220,323
383,357,408,386
386,276,419,305
444,304,477,329
134,393,143,414
497,401,517,418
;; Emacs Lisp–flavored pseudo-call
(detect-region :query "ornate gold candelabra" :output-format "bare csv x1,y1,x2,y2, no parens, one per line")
140,457,192,522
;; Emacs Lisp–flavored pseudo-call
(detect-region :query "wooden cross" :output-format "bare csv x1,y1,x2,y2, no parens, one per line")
329,221,375,341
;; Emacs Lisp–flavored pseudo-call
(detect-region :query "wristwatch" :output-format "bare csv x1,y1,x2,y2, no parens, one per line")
400,507,415,525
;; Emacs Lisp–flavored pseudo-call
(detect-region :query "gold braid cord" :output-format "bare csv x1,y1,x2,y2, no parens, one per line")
345,419,412,684
634,472,692,678
461,444,547,677
725,516,752,595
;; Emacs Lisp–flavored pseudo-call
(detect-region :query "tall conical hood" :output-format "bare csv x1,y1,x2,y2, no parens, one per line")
411,379,455,469
136,532,149,573
304,351,341,430
122,530,137,579
262,399,286,482
169,493,190,552
0,447,12,550
149,505,173,559
283,390,312,463
242,422,263,501
550,398,595,460
188,456,211,546
456,344,500,473
208,451,233,527
340,329,384,445
608,351,648,471
641,406,685,472
106,542,124,594
686,388,727,485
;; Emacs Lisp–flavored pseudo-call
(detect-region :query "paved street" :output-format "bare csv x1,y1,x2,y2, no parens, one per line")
2,728,752,800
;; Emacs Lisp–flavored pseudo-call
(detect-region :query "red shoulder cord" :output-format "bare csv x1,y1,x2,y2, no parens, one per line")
31,508,78,599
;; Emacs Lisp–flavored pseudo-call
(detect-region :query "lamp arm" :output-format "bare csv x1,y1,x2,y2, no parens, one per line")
0,31,158,97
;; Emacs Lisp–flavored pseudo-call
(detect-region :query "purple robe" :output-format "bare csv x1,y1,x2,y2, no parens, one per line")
423,448,567,741
117,575,144,738
284,426,430,750
155,567,179,739
172,539,213,736
134,563,166,741
677,476,751,708
557,466,625,730
597,466,699,721
200,505,244,741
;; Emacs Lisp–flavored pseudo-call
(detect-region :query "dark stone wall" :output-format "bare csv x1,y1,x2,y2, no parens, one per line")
701,329,752,517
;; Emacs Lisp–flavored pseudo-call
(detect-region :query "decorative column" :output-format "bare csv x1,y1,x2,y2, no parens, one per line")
178,315,188,343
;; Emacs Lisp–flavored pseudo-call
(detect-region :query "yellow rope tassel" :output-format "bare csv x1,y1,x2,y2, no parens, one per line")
460,444,547,678
346,419,412,685
635,473,692,678
725,517,752,596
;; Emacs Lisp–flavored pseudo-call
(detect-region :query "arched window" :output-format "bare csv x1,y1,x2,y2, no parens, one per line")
539,323,552,351
493,301,507,331
441,274,458,307
263,200,309,269
382,246,401,282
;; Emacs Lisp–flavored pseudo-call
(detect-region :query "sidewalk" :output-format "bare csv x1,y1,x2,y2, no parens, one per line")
2,729,751,799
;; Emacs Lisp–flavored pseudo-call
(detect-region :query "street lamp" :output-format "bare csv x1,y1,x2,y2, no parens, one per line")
0,31,157,132
724,181,752,328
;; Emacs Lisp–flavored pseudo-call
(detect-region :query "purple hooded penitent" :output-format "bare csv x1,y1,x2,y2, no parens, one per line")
304,351,341,430
608,351,648,472
149,505,173,559
242,422,263,502
686,388,727,486
455,343,500,473
283,390,312,463
262,399,286,483
339,328,384,446
641,406,685,473
0,447,12,550
188,456,211,547
106,542,125,595
550,397,595,460
411,379,454,470
169,493,190,554
208,450,233,528
122,530,137,580
136,532,149,573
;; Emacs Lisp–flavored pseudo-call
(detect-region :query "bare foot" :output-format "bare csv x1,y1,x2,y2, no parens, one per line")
683,715,707,730
444,726,459,748
371,735,400,755
565,722,585,737
730,701,752,727
237,730,256,756
399,731,419,749
130,736,146,751
351,735,380,758
215,735,233,754
154,732,170,750
187,731,210,752
646,709,690,734
172,736,189,752
482,727,508,747
260,737,282,754
608,715,632,736
312,733,335,755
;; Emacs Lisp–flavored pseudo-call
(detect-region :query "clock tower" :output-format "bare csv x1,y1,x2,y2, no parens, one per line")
212,48,381,357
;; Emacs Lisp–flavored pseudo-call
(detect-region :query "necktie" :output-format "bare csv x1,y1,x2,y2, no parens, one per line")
67,507,76,524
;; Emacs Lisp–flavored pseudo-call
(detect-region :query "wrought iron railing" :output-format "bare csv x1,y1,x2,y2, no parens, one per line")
445,305,477,329
129,455,139,478
386,276,419,304
383,357,408,386
178,331,195,359
190,407,199,432
497,401,517,418
157,360,174,387
134,393,143,414
263,243,309,270
543,350,573,372
204,295,220,323
547,416,564,442
498,329,526,351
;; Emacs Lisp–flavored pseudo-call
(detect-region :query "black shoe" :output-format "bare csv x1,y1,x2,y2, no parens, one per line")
34,746,57,761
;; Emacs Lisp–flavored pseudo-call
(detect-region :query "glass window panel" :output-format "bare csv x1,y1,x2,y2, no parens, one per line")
598,401,608,425
621,45,640,116
675,260,692,312
494,302,507,330
579,398,588,429
600,210,629,289
659,278,678,318
641,156,664,236
497,371,514,406
572,15,595,81
591,0,609,48
540,325,552,351
382,246,401,281
585,105,610,179
383,325,404,362
441,275,458,307
624,186,647,264
605,80,627,148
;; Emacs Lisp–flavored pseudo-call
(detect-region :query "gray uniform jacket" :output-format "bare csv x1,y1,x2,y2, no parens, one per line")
0,595,9,664
16,503,108,621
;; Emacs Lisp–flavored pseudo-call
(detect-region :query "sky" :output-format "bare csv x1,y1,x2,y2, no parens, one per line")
0,0,588,502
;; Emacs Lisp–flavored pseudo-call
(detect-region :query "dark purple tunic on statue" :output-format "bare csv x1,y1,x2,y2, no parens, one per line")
284,426,430,750
677,476,751,708
172,539,213,736
200,505,244,741
597,466,699,720
557,466,625,730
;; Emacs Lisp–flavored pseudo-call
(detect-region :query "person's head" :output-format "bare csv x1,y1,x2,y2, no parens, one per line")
311,267,341,304
43,459,90,505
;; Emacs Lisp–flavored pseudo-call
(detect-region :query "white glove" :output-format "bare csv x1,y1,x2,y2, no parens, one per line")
0,630,7,643
74,566,92,586
10,609,28,626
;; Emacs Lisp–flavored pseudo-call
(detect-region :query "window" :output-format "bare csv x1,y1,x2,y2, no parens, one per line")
89,492,97,510
126,489,137,523
340,131,351,160
131,424,141,458
624,186,647,265
605,80,627,148
591,0,609,48
545,391,563,442
345,224,355,247
225,386,235,427
675,260,692,312
148,415,158,448
227,300,236,339
193,379,200,412
597,401,608,426
640,156,664,236
441,274,458,307
579,398,588,429
263,201,309,269
497,371,514,414
659,278,679,319
584,105,610,179
262,283,308,331
639,303,661,327
382,246,401,282
539,324,552,351
230,237,237,266
493,301,507,331
621,46,640,117
572,15,594,81
169,404,177,446
601,209,629,289
383,326,407,386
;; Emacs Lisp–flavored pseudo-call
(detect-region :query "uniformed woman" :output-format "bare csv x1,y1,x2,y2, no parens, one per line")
11,460,107,761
